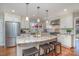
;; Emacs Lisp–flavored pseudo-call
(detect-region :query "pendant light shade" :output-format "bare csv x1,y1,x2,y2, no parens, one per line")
37,18,40,22
45,10,48,20
26,16,29,21
26,3,29,21
45,10,49,23
37,6,40,22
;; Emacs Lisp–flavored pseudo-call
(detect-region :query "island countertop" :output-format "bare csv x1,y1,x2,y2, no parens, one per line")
16,34,57,45
16,34,57,56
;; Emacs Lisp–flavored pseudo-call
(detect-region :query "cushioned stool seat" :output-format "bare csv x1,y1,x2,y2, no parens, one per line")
23,47,39,56
39,43,53,56
49,41,61,55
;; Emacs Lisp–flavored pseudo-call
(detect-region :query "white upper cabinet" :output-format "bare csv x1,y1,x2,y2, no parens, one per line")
60,13,73,28
4,13,21,22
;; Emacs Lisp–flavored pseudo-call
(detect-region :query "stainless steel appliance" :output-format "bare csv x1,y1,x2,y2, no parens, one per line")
5,21,20,47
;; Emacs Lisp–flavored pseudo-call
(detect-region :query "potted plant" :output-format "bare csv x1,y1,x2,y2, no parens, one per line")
66,28,72,34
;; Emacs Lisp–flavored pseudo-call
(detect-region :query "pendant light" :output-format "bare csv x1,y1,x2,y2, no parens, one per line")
36,6,41,37
37,6,40,23
45,10,49,24
26,3,29,21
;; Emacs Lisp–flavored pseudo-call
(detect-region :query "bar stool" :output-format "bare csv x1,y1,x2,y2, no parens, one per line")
22,47,39,56
39,43,53,56
49,41,61,55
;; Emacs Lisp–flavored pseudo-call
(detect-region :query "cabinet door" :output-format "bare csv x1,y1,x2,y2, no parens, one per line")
60,14,73,28
58,35,64,45
58,35,72,48
0,21,4,46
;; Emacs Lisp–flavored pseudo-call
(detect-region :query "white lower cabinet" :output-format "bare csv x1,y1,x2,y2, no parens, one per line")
58,34,72,48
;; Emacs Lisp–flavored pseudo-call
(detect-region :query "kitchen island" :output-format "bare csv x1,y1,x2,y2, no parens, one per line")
16,34,57,56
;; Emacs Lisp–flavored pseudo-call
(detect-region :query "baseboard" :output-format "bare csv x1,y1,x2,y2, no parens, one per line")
70,47,74,49
61,45,74,49
6,46,16,48
0,45,16,48
0,45,4,48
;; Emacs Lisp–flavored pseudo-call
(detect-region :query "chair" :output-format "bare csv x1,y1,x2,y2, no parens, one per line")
22,47,39,56
49,41,61,55
39,43,53,56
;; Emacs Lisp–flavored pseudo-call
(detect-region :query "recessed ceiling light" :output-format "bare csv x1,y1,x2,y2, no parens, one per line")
11,10,15,13
64,9,67,11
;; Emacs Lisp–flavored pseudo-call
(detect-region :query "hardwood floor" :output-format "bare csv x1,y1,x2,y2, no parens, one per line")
0,47,16,56
48,46,75,56
0,46,76,56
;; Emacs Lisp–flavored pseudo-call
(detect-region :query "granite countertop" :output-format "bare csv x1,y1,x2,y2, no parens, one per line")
16,34,57,45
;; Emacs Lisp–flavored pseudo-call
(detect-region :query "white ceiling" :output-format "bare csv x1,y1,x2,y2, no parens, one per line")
0,3,79,20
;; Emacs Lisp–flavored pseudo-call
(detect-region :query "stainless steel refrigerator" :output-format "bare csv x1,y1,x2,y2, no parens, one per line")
5,21,20,47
